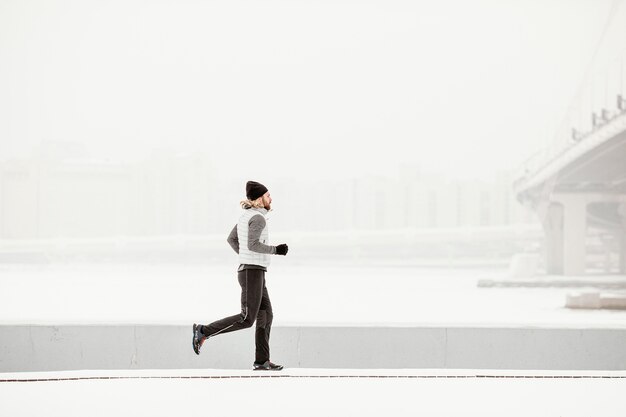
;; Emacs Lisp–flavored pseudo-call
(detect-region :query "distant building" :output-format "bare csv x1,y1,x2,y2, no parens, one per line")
0,142,217,239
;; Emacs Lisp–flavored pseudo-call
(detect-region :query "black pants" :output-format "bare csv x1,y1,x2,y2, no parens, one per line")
201,269,273,364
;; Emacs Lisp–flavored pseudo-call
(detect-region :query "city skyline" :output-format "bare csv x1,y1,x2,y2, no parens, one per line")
0,142,535,240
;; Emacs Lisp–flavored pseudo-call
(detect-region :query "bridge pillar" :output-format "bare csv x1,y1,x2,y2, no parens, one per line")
561,196,588,275
542,202,564,275
619,202,626,274
542,194,589,276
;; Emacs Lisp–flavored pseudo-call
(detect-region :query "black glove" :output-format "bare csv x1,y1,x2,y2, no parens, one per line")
275,244,289,256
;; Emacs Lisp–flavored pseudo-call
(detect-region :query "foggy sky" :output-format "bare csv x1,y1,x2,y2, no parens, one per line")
0,0,615,182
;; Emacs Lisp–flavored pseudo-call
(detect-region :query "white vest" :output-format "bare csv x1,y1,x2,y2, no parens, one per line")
237,208,271,267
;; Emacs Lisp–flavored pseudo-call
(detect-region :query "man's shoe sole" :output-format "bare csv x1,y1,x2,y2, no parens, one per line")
192,324,200,355
253,364,283,371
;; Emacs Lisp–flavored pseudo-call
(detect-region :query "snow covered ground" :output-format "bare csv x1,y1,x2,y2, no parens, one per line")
0,368,625,417
1,263,626,327
2,264,625,415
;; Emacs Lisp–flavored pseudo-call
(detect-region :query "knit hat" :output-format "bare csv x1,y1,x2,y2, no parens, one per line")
246,181,268,201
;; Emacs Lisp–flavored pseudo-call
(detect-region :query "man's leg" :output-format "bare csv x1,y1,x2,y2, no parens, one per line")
254,282,273,364
201,269,264,338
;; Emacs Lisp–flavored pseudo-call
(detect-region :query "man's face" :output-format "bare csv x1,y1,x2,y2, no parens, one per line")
262,192,272,210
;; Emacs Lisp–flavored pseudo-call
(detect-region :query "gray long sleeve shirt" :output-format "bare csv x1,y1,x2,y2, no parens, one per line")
227,214,276,272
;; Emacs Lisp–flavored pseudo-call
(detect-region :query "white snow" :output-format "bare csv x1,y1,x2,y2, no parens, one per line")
0,368,625,417
2,264,625,415
1,263,626,327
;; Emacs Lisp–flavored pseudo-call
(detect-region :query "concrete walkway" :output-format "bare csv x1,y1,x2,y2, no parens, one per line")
1,368,625,417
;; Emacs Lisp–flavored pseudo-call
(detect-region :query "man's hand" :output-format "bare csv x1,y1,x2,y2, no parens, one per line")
275,244,289,256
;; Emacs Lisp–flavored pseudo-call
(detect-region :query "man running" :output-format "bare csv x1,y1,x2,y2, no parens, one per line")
192,180,289,371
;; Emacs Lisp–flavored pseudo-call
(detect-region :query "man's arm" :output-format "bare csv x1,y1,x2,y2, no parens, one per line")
227,224,239,254
248,215,277,254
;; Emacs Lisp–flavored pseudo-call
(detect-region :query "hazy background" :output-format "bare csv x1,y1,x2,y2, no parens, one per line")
1,0,625,270
1,0,616,178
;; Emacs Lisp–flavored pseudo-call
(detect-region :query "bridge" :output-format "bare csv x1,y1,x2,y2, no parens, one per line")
513,1,626,275
513,17,626,275
514,108,626,275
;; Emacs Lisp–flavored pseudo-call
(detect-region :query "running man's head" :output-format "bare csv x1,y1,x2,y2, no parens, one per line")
240,180,272,210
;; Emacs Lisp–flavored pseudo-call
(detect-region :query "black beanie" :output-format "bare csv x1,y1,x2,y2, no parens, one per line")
246,181,268,201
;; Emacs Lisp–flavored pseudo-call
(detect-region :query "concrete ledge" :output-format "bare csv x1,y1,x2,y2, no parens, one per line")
1,325,626,372
478,275,626,289
566,291,626,310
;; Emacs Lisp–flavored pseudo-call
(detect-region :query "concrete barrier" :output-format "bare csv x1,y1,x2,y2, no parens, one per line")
566,291,626,310
1,325,625,372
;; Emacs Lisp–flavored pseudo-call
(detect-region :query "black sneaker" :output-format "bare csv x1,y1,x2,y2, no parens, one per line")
192,323,207,355
253,361,283,371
